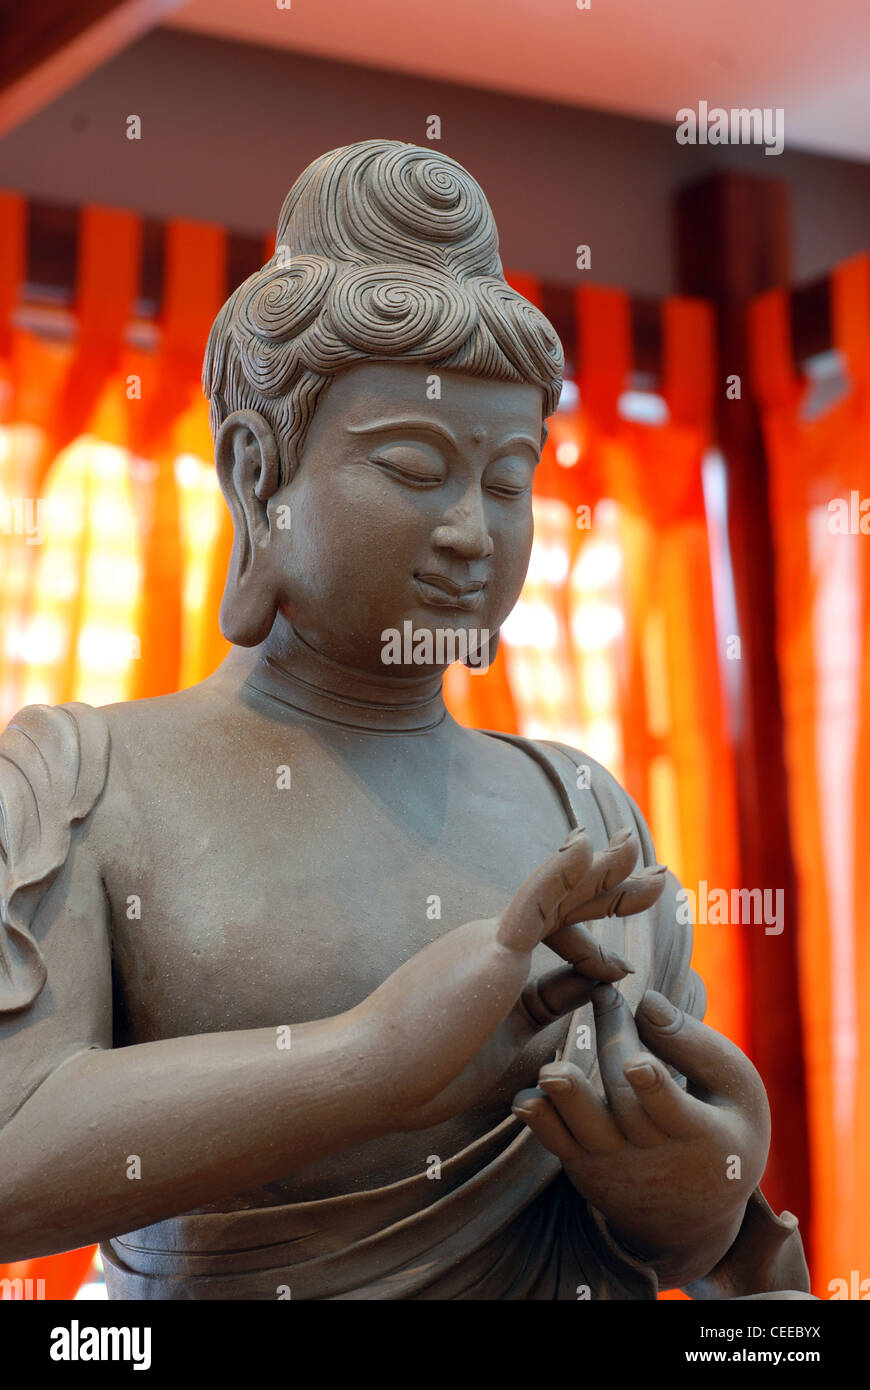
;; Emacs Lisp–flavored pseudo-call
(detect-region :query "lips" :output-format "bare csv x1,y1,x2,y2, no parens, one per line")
414,572,486,611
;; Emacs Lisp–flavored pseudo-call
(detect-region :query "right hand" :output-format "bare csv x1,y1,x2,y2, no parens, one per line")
350,826,666,1130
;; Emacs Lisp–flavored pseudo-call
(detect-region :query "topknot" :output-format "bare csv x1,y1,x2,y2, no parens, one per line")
203,140,563,484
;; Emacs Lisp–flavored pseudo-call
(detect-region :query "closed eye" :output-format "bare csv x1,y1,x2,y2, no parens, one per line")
369,445,445,486
485,458,534,499
370,456,443,486
486,481,531,499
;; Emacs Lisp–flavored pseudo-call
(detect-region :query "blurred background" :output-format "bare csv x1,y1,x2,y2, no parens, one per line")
0,0,868,1301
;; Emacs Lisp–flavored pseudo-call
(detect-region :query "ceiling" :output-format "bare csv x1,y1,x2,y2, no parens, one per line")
168,0,870,162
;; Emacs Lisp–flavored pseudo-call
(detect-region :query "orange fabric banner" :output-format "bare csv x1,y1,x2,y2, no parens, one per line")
0,191,24,369
583,293,744,1054
129,220,227,699
0,1248,96,1301
750,263,870,1292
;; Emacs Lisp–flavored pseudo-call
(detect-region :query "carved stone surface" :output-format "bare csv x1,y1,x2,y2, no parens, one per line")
0,141,813,1300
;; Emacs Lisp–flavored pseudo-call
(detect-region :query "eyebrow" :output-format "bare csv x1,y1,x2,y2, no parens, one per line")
347,419,541,457
494,433,542,458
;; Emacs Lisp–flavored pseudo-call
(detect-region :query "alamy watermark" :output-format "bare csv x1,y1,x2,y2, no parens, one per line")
0,496,45,545
381,622,491,670
50,1321,151,1370
1,1275,45,1299
828,491,870,534
676,102,784,156
676,881,784,935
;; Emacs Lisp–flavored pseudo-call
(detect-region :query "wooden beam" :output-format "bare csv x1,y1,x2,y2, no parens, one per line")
0,0,186,139
675,170,813,1249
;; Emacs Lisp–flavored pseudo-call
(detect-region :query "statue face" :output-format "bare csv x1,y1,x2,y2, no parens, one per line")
268,361,544,674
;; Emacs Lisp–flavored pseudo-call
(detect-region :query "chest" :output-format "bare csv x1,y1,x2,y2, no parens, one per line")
105,730,579,1043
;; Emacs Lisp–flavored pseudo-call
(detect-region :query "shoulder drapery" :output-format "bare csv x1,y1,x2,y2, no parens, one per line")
0,702,110,1015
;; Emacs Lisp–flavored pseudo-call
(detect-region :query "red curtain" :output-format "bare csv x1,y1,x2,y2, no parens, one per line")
750,258,870,1294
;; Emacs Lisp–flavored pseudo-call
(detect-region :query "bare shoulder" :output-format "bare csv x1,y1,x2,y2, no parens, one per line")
89,680,237,849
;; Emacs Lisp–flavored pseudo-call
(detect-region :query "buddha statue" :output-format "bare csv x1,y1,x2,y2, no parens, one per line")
0,139,812,1300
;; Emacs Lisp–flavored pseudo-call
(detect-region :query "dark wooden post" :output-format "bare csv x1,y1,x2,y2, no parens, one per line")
675,172,812,1248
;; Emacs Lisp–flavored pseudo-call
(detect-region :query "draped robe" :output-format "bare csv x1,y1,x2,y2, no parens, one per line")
0,703,813,1299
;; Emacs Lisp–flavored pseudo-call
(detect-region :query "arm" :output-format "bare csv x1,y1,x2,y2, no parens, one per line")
0,822,400,1260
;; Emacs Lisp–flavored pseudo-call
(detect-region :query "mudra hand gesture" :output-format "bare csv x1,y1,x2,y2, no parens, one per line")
349,827,642,1109
355,825,663,1128
512,982,770,1287
354,824,769,1289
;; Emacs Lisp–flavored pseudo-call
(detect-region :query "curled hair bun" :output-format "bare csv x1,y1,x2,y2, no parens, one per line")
474,276,564,390
204,140,564,484
241,255,336,343
324,263,477,357
277,141,501,278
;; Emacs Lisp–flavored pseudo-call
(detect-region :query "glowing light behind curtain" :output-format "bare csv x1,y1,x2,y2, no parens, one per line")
750,257,870,1293
24,208,142,709
0,212,232,722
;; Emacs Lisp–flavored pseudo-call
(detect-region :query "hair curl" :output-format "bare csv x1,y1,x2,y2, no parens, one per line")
202,140,564,485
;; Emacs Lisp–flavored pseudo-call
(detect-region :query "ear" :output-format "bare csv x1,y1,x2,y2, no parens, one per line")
215,410,282,646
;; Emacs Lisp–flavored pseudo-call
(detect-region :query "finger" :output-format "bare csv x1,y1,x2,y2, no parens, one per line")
538,920,636,981
546,828,640,928
584,828,640,893
636,991,769,1121
537,1061,624,1153
621,1052,710,1139
565,864,668,923
511,1087,586,1163
545,867,665,967
496,828,595,951
592,985,666,1146
517,964,612,1030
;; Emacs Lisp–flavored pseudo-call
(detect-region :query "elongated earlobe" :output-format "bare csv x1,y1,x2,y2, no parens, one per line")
215,410,281,646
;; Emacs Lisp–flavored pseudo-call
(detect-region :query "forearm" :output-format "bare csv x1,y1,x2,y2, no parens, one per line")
0,1008,384,1260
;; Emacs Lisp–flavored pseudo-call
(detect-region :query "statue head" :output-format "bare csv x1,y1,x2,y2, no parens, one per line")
202,139,564,673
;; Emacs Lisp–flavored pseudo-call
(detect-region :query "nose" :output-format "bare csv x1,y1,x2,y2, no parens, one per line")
431,484,494,560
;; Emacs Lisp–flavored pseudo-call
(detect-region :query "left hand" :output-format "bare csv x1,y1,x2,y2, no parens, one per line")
512,984,771,1289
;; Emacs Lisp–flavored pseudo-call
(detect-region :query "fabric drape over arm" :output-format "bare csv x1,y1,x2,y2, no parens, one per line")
0,702,110,1015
